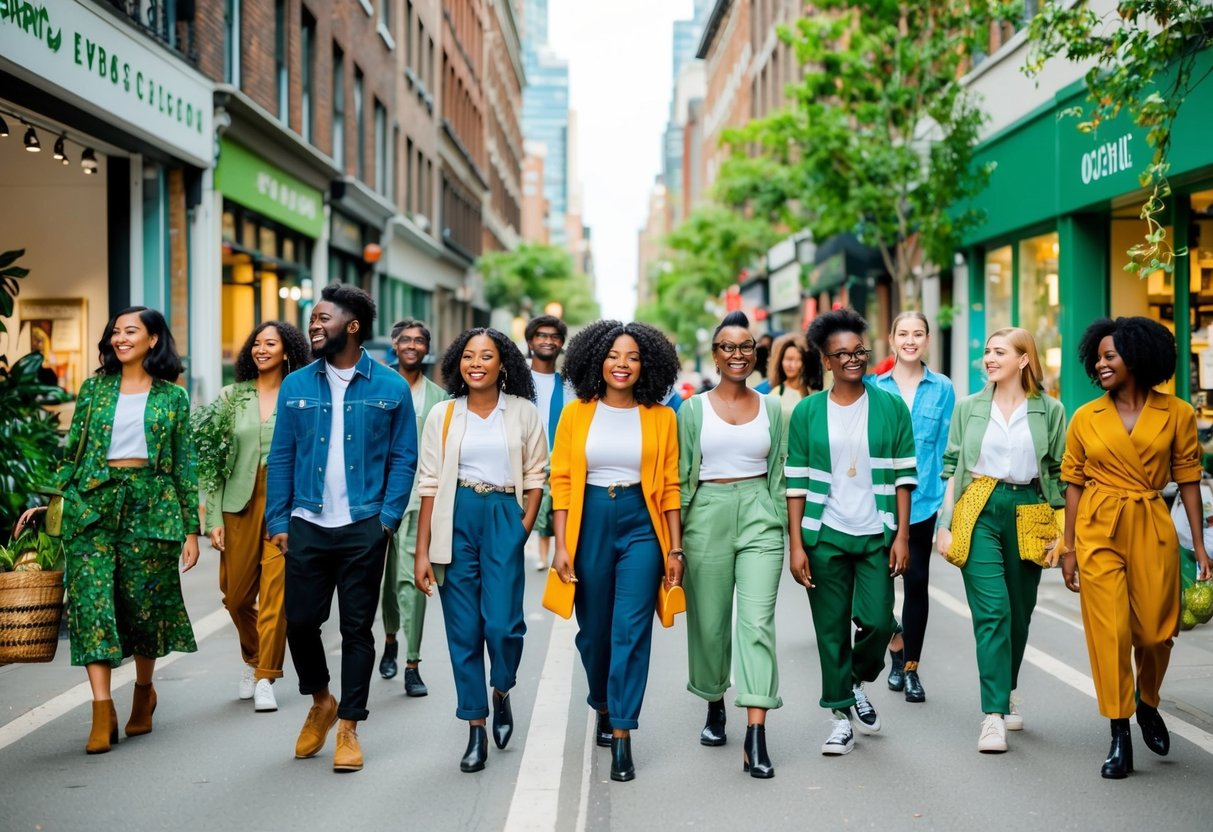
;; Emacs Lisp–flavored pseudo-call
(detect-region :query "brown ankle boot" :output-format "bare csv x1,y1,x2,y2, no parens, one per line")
86,700,119,754
125,683,157,736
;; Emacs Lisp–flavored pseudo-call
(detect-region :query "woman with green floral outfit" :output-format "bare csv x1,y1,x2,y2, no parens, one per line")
23,307,199,755
204,321,310,712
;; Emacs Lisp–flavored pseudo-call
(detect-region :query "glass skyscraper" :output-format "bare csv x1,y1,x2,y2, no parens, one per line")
522,0,569,245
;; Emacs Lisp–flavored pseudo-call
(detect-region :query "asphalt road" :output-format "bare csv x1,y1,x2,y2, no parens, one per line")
2,538,1212,832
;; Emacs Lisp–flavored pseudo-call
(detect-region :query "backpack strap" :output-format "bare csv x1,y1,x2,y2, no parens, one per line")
441,400,455,455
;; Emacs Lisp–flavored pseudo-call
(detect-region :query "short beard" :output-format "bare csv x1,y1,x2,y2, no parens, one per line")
312,328,350,361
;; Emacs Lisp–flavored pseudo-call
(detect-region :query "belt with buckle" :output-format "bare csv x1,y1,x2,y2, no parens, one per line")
459,479,516,495
606,481,640,499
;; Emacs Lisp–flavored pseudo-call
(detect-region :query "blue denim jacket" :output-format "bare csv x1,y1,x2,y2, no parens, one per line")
875,364,955,524
265,349,417,537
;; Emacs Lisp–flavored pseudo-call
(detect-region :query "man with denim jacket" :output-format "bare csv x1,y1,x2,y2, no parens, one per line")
266,283,417,773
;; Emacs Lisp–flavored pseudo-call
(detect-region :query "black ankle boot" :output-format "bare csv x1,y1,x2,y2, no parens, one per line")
742,725,774,779
1101,719,1133,779
460,725,488,773
610,735,635,782
379,641,399,679
903,669,926,703
492,691,514,749
596,710,612,748
700,699,727,746
1136,702,1170,756
887,649,905,691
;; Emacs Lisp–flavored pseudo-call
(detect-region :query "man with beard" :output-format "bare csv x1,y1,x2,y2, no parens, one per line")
266,284,417,772
377,319,449,697
526,315,574,570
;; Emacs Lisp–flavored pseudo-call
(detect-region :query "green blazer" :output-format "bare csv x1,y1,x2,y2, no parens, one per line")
204,381,277,531
53,373,198,540
940,386,1067,529
404,374,450,515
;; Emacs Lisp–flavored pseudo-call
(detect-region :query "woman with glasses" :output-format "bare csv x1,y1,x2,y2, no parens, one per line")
873,312,955,703
936,327,1065,754
786,308,916,757
678,311,787,778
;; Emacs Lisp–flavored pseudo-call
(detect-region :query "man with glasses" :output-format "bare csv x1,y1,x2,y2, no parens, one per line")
527,315,575,570
377,319,449,697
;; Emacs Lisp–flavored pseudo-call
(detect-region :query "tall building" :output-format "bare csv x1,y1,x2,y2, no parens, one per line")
522,46,569,246
483,0,526,254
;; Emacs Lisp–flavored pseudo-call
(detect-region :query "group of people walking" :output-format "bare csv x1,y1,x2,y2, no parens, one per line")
23,281,1211,784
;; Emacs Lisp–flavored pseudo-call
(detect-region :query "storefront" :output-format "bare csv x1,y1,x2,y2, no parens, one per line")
0,1,213,398
383,213,474,354
807,234,893,362
958,50,1213,417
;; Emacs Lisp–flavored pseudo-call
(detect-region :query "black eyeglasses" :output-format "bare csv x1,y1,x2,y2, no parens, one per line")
532,332,563,342
395,336,429,346
713,341,756,356
824,347,872,363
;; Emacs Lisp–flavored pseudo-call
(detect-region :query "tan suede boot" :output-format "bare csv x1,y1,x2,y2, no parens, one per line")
86,700,119,754
125,683,157,736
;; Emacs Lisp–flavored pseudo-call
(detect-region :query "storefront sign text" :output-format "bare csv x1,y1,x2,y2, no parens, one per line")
216,138,325,238
0,1,61,50
1080,133,1133,185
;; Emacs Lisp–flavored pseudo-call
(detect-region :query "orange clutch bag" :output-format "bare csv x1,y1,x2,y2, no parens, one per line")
656,583,686,628
541,568,575,619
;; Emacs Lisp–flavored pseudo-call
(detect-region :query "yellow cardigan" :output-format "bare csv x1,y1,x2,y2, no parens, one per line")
550,399,681,559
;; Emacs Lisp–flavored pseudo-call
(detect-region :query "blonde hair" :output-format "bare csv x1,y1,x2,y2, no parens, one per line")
890,310,930,336
987,327,1044,397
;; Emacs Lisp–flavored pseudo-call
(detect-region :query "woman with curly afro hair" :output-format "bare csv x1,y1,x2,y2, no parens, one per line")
1060,317,1210,779
205,320,310,713
549,319,684,782
413,327,547,773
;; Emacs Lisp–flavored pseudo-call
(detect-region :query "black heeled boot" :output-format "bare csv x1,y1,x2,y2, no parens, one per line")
887,648,905,691
1136,702,1170,756
596,710,612,748
460,725,488,773
492,691,514,750
1101,718,1133,779
700,698,727,746
379,641,399,679
742,725,774,779
610,735,636,782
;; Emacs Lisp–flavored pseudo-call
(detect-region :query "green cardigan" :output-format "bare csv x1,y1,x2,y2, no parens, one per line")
940,386,1067,531
677,392,788,528
204,381,276,531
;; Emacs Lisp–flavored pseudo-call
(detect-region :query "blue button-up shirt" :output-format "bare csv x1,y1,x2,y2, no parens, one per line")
875,364,955,524
265,348,417,537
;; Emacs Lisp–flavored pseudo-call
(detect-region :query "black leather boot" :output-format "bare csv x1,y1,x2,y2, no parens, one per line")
700,698,727,746
460,725,488,773
610,735,635,782
1101,719,1133,779
492,690,514,750
887,648,905,691
742,724,774,779
596,710,612,748
379,641,399,680
903,669,926,703
1136,702,1170,756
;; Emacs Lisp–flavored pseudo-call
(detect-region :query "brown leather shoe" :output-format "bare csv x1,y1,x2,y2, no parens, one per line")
333,725,363,772
295,694,339,758
125,683,157,737
86,700,119,754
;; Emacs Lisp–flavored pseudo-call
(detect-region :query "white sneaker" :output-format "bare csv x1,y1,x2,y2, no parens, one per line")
822,712,855,755
978,714,1008,753
238,664,255,700
1005,695,1023,731
253,678,278,712
852,683,881,734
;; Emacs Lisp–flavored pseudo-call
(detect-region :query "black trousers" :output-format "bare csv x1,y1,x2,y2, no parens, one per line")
285,515,389,721
899,515,936,663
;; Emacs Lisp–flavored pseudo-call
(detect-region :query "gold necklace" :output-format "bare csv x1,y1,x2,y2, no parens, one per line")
837,394,868,477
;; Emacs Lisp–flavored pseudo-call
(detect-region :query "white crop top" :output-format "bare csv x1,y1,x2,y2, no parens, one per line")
698,393,770,480
584,403,642,486
107,391,149,460
458,398,514,487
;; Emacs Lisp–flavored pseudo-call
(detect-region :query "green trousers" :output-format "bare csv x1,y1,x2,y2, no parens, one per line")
806,525,893,710
683,479,785,709
380,509,427,662
960,482,1043,714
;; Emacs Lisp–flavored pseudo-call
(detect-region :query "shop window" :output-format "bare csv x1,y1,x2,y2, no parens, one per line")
984,245,1013,333
1018,232,1061,398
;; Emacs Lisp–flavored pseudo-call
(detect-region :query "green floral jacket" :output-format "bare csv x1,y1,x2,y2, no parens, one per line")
52,374,199,541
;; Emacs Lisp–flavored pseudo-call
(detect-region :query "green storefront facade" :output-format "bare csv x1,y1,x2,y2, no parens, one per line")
959,51,1213,417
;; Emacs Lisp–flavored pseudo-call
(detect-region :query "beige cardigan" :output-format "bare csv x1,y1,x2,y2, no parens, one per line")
416,393,548,565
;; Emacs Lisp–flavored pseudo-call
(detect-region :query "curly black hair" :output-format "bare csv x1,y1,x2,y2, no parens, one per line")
1078,316,1177,391
97,306,184,381
807,307,869,354
234,321,311,382
320,283,376,344
439,327,536,401
563,319,681,406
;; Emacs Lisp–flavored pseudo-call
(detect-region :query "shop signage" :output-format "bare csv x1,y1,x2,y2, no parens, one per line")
0,0,213,167
330,212,364,255
1079,133,1134,185
768,262,803,311
215,138,324,238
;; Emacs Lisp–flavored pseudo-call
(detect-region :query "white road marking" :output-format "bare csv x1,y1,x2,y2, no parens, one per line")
0,607,230,753
928,585,1213,756
576,708,593,832
503,613,579,832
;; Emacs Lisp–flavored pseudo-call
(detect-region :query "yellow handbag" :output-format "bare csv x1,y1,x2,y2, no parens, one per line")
541,568,575,619
656,582,686,628
1015,503,1065,567
944,476,999,568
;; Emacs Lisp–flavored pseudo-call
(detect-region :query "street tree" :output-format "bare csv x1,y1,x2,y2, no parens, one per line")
477,242,599,324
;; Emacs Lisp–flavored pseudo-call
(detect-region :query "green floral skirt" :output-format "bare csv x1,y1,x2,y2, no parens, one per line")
65,467,197,667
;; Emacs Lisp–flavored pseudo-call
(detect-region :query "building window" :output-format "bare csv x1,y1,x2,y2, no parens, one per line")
985,245,1013,335
275,0,287,123
374,100,388,195
405,2,414,69
332,44,345,170
405,137,414,213
380,0,390,28
225,0,241,85
1018,232,1061,398
301,10,316,142
354,67,365,181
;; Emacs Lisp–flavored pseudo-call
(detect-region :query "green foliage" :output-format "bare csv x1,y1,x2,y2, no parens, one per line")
190,385,255,495
0,528,65,573
0,248,30,338
1026,0,1213,274
476,243,599,324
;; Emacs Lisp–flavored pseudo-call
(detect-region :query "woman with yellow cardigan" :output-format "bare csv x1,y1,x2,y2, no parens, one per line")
1060,317,1211,779
550,320,684,783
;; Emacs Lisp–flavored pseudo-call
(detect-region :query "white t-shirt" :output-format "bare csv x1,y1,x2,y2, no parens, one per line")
293,363,355,528
585,403,642,486
108,391,149,459
698,393,769,480
820,393,883,536
458,397,514,486
972,400,1039,484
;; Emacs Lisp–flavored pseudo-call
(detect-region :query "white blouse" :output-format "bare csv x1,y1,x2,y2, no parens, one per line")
584,403,642,486
971,401,1039,484
107,392,149,460
457,396,514,487
699,393,770,480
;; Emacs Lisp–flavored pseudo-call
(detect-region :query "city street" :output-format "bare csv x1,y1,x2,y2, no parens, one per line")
2,539,1211,832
